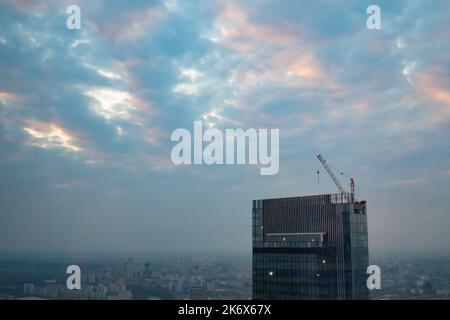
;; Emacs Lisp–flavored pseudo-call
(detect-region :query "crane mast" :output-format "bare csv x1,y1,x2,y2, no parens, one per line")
350,177,355,202
316,154,354,202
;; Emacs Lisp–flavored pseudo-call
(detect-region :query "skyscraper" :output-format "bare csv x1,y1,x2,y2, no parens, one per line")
252,193,369,299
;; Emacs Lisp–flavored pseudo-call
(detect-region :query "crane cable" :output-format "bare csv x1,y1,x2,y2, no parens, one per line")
317,162,358,198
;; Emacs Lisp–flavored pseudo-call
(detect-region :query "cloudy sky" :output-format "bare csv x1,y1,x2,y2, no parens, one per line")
0,0,449,257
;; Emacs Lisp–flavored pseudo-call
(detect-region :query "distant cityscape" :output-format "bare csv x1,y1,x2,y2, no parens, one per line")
0,254,251,300
0,255,449,300
370,256,450,300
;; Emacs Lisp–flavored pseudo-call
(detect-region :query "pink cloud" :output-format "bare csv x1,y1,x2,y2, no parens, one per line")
419,74,450,105
415,69,450,129
22,119,82,153
5,0,49,14
214,1,296,51
145,127,167,146
88,7,166,42
207,1,348,102
0,91,22,104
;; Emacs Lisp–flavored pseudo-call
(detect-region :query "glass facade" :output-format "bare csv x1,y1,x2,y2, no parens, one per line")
252,194,369,300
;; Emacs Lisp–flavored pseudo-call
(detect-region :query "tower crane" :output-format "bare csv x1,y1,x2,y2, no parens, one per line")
316,154,355,202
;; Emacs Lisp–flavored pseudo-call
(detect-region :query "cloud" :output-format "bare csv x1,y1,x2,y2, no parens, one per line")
172,83,200,96
387,177,425,186
90,6,166,42
85,88,136,121
1,0,450,255
211,1,295,51
0,91,22,104
23,120,81,153
4,0,50,15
